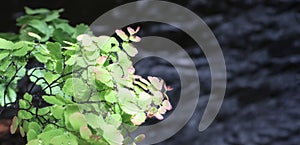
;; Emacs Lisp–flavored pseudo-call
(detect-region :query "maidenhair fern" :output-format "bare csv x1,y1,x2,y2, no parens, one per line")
0,7,172,145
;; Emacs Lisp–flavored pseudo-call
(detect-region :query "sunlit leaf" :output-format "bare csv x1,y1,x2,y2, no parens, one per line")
106,114,122,128
37,129,64,144
47,42,62,59
103,124,124,145
44,71,60,84
148,76,163,90
27,32,41,40
27,129,38,141
37,107,50,116
138,92,152,110
0,51,10,60
51,105,65,119
115,29,128,41
122,43,138,57
131,112,146,126
27,20,49,35
28,122,42,133
129,35,141,42
69,112,87,131
94,66,112,84
84,113,106,129
0,38,14,50
162,100,172,111
42,95,65,105
80,126,92,140
18,110,33,120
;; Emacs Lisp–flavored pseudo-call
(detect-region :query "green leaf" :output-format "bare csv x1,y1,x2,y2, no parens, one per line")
0,60,11,72
130,112,146,126
24,93,32,102
19,126,25,137
74,24,90,36
62,78,73,96
94,36,119,53
12,45,30,56
80,126,92,140
69,112,87,131
28,122,42,133
44,72,60,84
55,60,63,74
25,7,50,15
64,104,80,130
43,124,56,132
0,33,18,41
152,91,164,105
12,41,29,49
38,107,50,115
122,43,138,57
53,28,74,43
27,20,49,35
94,66,112,83
33,53,48,63
22,120,29,133
42,95,65,105
19,99,29,109
27,139,40,145
50,133,78,145
44,10,63,22
37,129,64,144
0,38,14,49
27,129,38,141
55,23,75,35
117,88,139,115
18,110,33,120
138,92,152,110
65,55,76,66
104,90,117,103
148,76,163,90
84,113,105,129
0,51,10,60
106,114,122,128
47,42,62,59
103,124,124,145
36,44,50,55
51,105,65,119
7,87,17,103
117,51,132,70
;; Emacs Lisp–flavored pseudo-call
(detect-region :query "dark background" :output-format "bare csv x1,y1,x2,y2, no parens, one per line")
0,0,300,145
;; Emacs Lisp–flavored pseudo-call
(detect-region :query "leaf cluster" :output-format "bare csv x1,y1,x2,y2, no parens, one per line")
0,7,172,145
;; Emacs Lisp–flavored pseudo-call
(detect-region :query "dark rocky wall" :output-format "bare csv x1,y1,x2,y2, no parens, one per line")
0,0,299,145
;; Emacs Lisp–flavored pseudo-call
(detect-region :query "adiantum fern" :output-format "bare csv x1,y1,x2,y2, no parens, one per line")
0,7,172,145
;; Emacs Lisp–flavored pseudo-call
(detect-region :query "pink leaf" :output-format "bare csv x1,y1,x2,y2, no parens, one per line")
158,106,167,115
162,100,172,111
129,36,141,42
154,112,164,120
115,29,128,41
128,66,135,74
127,26,140,35
96,56,107,65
